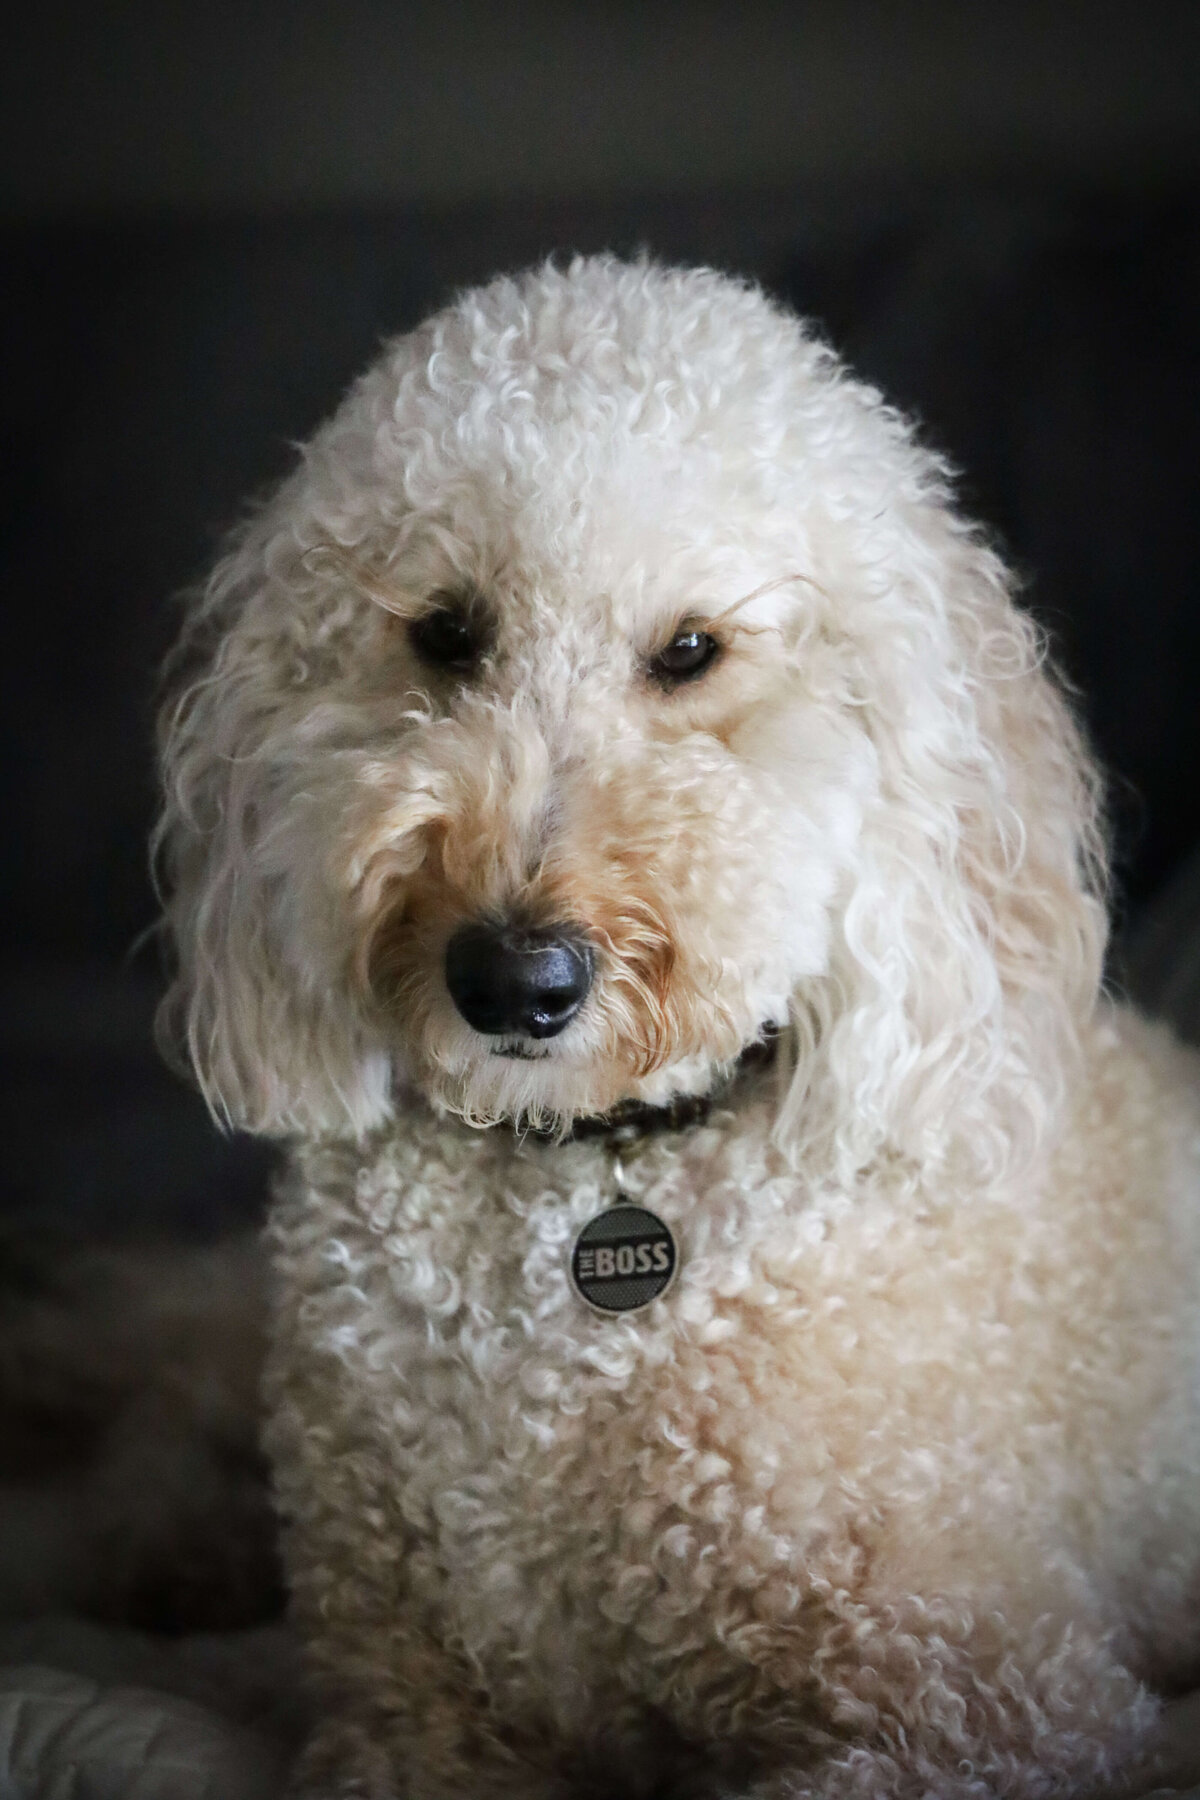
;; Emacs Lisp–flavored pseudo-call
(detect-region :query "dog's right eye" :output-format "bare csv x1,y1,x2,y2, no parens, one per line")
408,601,489,673
648,627,721,687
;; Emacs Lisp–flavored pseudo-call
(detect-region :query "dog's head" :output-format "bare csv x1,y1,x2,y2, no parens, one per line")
157,257,1105,1182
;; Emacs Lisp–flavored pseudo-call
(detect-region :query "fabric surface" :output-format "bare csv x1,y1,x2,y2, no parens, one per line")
0,1667,283,1800
0,1621,300,1800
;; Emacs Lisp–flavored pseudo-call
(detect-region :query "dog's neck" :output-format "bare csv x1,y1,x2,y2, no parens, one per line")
521,1031,779,1147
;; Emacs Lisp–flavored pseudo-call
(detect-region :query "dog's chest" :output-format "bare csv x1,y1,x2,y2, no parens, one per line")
272,1113,834,1719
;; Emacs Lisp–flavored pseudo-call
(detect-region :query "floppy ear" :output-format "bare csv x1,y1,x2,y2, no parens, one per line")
154,501,394,1139
777,517,1107,1190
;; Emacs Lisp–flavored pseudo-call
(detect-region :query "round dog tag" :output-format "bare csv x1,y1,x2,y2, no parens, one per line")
570,1204,678,1314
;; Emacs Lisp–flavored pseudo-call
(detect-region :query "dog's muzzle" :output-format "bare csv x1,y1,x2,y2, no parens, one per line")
445,921,594,1039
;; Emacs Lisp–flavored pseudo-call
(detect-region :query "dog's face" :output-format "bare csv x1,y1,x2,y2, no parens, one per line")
339,437,875,1126
159,259,1102,1165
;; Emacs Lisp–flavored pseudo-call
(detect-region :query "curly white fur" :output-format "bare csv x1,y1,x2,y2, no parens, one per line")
157,257,1200,1797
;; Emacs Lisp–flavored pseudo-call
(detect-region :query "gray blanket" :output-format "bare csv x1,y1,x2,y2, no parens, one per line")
0,1621,301,1800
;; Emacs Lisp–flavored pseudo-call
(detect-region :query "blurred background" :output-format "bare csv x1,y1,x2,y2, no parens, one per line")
3,1,1200,1245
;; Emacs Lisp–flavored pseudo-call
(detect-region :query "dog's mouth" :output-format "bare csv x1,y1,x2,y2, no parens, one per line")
489,1041,553,1062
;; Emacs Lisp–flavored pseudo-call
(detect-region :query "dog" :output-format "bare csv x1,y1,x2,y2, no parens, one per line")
156,256,1200,1798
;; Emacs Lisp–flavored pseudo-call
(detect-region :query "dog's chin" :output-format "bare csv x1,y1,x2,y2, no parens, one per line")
417,1056,667,1132
410,1029,763,1133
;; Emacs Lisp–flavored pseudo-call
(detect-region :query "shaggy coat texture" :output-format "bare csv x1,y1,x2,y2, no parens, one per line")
157,258,1200,1797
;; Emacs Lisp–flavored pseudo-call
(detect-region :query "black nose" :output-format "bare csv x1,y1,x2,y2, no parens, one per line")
445,922,594,1039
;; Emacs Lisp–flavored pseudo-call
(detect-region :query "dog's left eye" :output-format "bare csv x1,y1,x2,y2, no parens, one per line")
408,600,490,672
649,628,721,686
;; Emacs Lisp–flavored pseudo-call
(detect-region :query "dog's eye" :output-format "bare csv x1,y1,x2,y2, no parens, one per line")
408,600,489,673
649,628,721,686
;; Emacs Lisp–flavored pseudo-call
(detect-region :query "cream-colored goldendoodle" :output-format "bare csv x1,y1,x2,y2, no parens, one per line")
157,257,1200,1798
